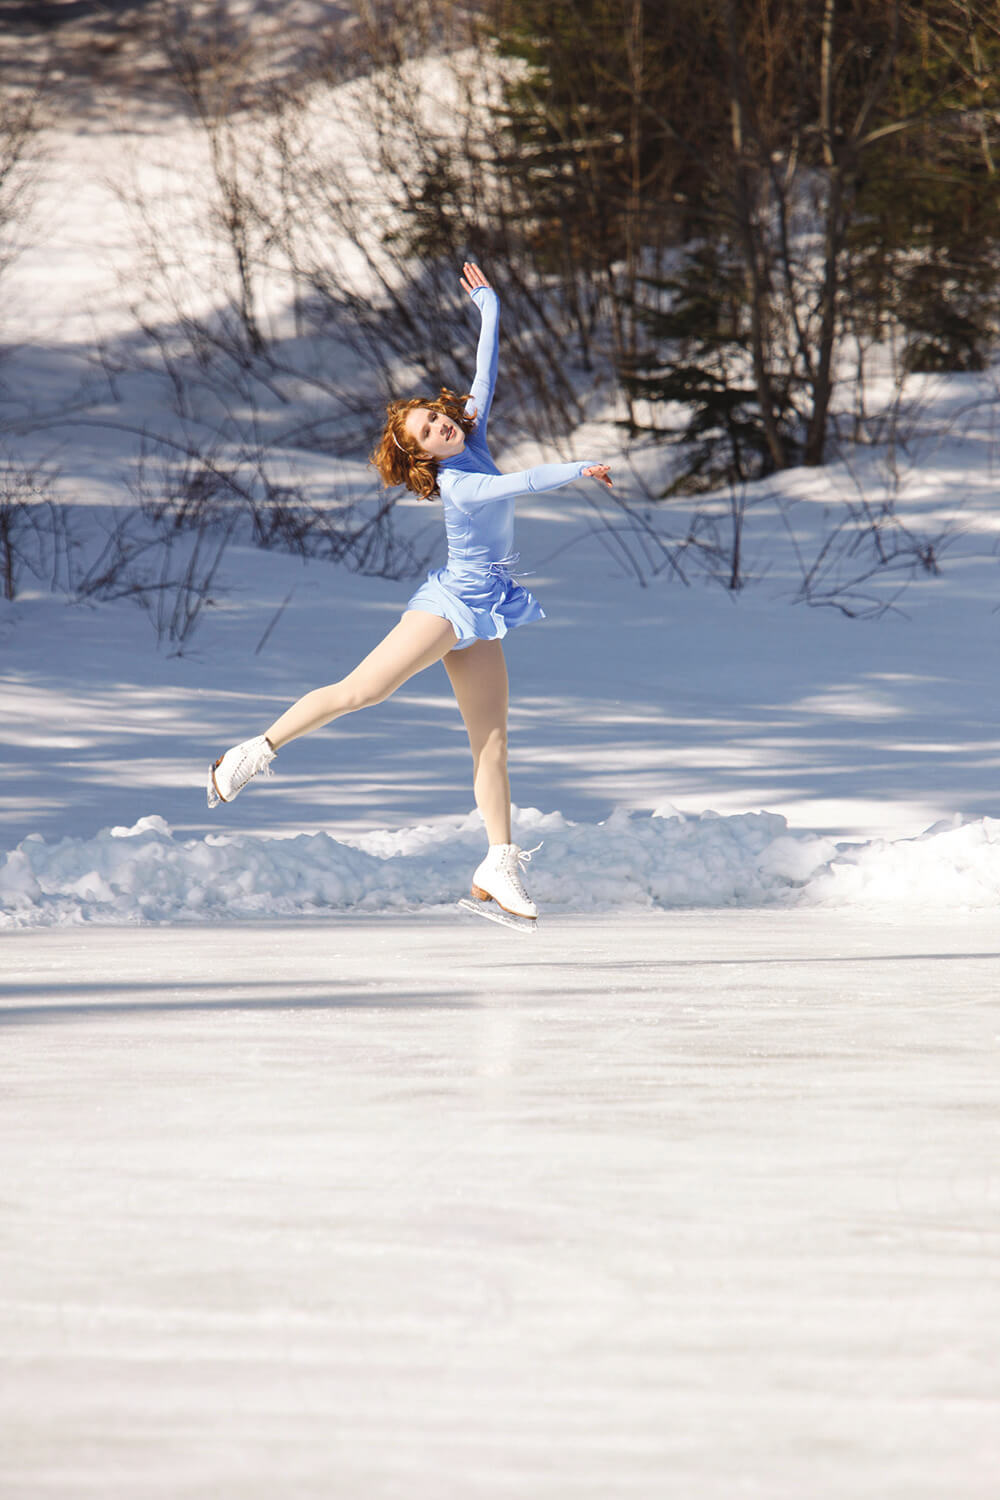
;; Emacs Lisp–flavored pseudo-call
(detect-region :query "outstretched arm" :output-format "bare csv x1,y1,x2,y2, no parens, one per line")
460,262,499,433
443,459,609,509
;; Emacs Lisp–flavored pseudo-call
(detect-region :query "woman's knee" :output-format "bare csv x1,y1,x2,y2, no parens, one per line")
473,727,508,770
338,673,395,713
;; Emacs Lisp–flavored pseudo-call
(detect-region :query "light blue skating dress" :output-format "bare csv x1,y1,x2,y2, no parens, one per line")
406,286,593,649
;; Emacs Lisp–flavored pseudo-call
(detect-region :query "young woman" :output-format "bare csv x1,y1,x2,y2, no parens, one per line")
207,262,612,922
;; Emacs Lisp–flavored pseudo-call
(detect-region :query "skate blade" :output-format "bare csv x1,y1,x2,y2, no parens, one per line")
206,762,224,808
458,898,538,934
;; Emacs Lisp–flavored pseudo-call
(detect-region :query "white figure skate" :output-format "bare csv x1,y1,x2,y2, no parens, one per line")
207,734,275,807
459,842,540,931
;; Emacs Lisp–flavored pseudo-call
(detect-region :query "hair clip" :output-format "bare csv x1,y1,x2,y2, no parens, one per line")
392,432,408,455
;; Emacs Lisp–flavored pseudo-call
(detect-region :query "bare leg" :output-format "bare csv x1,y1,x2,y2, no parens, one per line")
443,638,511,846
265,611,458,750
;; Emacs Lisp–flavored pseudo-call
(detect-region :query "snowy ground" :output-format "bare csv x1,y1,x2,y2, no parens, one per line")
3,55,1000,1499
4,911,1000,1499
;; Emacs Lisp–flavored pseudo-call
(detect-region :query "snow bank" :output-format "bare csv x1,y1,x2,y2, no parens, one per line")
804,813,1000,910
2,808,998,929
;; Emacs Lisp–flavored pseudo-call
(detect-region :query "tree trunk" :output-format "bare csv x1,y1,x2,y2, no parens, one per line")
802,0,840,465
803,164,845,466
726,6,788,471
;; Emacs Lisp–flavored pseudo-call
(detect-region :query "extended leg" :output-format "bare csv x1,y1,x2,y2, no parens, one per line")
208,611,457,806
266,611,458,749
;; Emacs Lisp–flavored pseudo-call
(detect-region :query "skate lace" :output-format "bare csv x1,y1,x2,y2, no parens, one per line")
236,739,274,784
502,841,542,886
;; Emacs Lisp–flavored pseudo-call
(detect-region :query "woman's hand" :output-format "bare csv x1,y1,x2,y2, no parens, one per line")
460,262,492,296
582,464,613,488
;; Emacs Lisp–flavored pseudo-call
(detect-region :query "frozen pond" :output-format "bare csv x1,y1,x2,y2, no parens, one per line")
3,911,999,1497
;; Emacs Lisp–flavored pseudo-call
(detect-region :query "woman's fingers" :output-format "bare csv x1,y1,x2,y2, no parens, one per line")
460,261,491,293
582,464,613,487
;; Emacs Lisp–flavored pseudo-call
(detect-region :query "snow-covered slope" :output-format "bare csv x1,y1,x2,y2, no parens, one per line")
3,72,1000,927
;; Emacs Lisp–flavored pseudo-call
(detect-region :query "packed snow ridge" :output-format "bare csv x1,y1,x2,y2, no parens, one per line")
2,807,999,928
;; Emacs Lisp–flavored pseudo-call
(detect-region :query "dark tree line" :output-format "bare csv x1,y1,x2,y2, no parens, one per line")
487,0,1000,488
11,1,1000,497
1,0,989,624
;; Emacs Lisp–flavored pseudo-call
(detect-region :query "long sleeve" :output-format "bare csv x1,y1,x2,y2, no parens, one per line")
465,286,500,433
442,460,592,510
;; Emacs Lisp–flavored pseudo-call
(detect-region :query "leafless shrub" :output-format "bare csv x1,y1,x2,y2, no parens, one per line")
131,430,432,579
103,0,610,477
0,453,71,601
134,439,237,530
0,82,46,283
260,18,593,451
779,450,954,620
72,497,234,653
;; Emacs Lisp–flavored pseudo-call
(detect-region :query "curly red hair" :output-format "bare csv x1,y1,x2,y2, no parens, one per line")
370,388,476,500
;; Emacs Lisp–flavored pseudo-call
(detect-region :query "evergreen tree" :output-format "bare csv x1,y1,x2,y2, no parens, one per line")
496,0,1000,473
624,247,800,493
489,0,716,381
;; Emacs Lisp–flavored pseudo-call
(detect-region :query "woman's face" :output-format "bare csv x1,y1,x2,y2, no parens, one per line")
403,406,466,460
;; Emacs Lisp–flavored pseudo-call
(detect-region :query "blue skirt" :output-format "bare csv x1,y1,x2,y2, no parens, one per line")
407,566,545,651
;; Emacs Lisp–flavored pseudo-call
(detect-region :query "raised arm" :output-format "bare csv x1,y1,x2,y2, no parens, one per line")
460,262,499,433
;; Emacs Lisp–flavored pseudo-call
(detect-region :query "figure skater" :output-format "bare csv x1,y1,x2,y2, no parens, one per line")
207,262,612,923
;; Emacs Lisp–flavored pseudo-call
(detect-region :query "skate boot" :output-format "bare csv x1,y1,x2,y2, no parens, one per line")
469,842,540,920
207,734,276,807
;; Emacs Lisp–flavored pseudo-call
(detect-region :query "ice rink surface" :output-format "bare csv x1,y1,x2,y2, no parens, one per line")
3,911,999,1499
